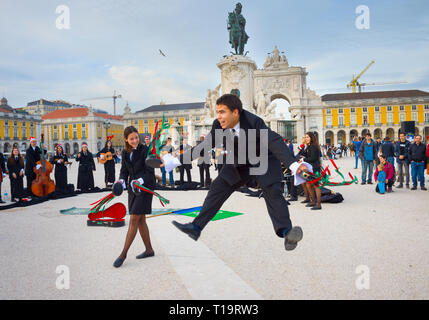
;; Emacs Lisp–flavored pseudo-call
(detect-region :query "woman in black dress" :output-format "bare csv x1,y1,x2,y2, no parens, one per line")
76,143,96,192
96,139,117,188
50,144,70,193
7,146,25,202
113,126,156,268
300,132,322,210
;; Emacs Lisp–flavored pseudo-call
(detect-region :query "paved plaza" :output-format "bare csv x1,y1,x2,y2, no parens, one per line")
1,156,428,299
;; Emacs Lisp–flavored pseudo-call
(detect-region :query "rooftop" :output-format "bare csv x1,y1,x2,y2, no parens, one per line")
42,108,122,121
321,90,429,102
136,102,206,113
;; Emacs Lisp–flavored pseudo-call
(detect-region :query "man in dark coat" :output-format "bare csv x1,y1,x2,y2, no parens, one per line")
178,138,192,184
25,137,46,196
162,94,307,251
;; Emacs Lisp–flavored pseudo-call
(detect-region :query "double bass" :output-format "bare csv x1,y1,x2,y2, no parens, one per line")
31,134,56,197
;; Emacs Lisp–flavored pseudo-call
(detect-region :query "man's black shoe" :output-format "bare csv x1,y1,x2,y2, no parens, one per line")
284,226,303,251
367,181,373,185
396,184,403,188
287,197,298,201
172,221,201,241
421,186,427,191
361,182,366,185
411,186,417,190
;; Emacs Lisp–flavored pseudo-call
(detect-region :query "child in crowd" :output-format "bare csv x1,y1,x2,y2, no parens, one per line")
375,163,386,194
374,155,394,193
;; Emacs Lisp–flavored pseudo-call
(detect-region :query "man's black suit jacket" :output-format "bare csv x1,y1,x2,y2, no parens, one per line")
180,110,297,187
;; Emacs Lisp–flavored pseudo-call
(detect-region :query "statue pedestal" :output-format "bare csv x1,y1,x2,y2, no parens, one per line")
217,55,257,112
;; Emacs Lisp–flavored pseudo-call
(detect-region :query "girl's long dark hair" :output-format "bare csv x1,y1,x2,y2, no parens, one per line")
124,126,141,153
305,131,320,151
8,146,24,167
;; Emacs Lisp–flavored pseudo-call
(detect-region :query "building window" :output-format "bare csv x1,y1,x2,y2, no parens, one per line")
338,116,344,127
326,109,331,115
363,115,368,125
412,105,417,110
144,120,148,125
375,107,379,112
326,116,332,127
400,105,404,111
351,108,355,113
185,117,189,122
196,117,200,122
412,112,417,122
4,120,9,139
425,105,429,110
425,113,429,123
400,113,405,122
82,123,86,138
53,125,58,141
363,107,367,112
338,108,343,114
64,125,69,140
13,121,18,139
73,124,77,139
351,115,356,126
388,113,393,124
144,126,149,133
387,106,392,111
30,123,34,137
375,113,381,124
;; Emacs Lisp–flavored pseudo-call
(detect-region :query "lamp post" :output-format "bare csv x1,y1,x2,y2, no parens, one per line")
104,120,111,145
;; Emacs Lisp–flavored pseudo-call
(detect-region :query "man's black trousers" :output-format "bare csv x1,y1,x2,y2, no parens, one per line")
193,175,292,238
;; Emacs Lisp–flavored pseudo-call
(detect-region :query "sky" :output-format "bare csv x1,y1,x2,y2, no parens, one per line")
0,0,428,116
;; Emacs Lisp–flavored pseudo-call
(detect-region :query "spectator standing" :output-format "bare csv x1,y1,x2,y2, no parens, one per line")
408,135,427,190
359,133,377,185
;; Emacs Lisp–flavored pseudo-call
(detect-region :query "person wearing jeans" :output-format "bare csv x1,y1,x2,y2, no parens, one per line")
359,133,377,185
352,137,362,169
408,135,427,190
394,133,411,188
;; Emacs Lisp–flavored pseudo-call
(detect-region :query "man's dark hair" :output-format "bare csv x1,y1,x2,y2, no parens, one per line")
365,133,372,137
216,94,243,114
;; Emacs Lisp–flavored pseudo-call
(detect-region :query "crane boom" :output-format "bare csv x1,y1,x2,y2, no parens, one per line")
347,60,375,93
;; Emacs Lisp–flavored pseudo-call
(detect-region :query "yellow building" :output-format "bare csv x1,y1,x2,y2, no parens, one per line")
42,107,124,156
122,102,209,146
0,97,43,154
322,90,429,145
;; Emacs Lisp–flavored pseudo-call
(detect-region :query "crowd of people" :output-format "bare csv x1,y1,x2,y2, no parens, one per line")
352,132,428,192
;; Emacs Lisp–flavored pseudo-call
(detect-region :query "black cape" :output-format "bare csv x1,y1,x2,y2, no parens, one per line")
50,154,69,192
76,152,95,191
7,156,25,199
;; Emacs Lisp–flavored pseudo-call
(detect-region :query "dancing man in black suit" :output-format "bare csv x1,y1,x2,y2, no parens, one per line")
162,94,307,251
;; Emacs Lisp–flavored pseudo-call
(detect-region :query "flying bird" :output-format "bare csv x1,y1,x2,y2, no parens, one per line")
159,49,166,57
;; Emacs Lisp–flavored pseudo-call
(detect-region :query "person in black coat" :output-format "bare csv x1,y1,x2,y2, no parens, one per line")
25,137,46,196
163,94,307,251
113,126,156,268
96,139,117,188
76,143,96,192
7,146,25,202
300,132,322,210
50,144,70,193
178,138,192,184
196,135,211,187
0,151,6,203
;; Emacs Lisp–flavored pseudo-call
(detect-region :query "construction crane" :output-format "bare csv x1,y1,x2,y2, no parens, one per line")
357,81,408,92
347,60,375,93
81,90,122,115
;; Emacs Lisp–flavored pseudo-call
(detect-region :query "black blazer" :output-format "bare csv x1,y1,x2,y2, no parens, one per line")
25,146,42,175
180,110,298,187
119,144,156,192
